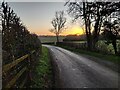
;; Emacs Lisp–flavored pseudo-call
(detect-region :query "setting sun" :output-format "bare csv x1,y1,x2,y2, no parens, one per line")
71,26,84,35
59,25,85,36
60,25,85,36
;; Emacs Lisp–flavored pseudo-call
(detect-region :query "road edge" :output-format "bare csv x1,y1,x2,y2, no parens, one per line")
48,48,63,88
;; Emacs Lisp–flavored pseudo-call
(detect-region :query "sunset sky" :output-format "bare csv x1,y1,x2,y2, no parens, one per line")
8,2,84,36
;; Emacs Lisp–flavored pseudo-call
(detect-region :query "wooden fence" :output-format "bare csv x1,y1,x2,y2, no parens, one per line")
2,50,37,88
1,1,42,88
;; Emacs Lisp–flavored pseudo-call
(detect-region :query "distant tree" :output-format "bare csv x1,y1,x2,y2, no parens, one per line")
63,34,86,41
50,11,66,42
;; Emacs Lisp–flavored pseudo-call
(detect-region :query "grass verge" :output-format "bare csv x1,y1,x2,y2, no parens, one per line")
32,46,53,88
57,45,120,65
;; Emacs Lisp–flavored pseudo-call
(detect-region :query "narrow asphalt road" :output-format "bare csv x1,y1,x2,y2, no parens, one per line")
44,45,119,88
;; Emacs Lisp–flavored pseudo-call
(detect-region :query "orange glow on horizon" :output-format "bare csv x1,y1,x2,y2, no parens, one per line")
30,26,85,36
69,26,84,35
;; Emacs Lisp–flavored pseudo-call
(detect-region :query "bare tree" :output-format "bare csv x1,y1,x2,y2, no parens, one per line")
50,11,66,42
65,1,93,50
65,1,120,51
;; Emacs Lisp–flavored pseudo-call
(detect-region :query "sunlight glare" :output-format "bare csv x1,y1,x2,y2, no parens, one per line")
70,26,84,35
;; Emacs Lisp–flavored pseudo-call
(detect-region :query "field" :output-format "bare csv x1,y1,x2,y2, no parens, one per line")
39,36,65,43
39,35,120,55
64,41,86,43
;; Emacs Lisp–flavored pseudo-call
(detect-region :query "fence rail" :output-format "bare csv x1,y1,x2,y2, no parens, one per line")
3,50,36,88
5,67,27,88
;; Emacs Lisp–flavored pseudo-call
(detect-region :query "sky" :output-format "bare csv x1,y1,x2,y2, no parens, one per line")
7,2,84,36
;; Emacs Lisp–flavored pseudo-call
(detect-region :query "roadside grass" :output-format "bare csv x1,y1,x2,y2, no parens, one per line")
57,45,120,65
32,46,53,88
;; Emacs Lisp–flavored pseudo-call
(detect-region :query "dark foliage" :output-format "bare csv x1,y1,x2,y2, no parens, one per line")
1,2,41,64
1,2,42,88
65,1,120,54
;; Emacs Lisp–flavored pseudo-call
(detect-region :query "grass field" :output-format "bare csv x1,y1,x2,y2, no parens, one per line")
39,36,65,43
63,41,86,43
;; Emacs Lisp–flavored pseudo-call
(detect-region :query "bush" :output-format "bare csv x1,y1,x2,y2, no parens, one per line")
107,44,115,54
95,41,115,54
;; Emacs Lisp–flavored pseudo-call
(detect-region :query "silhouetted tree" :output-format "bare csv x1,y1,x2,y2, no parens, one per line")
65,1,92,50
1,1,41,64
50,11,66,42
65,1,120,51
92,2,120,49
102,19,120,55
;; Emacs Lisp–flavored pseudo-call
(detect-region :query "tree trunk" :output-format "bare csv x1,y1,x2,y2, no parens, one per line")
56,34,59,43
93,15,100,50
83,2,92,50
92,4,101,50
84,18,92,50
112,39,117,55
86,35,92,50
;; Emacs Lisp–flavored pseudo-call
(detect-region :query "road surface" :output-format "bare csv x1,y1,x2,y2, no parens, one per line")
44,45,119,88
